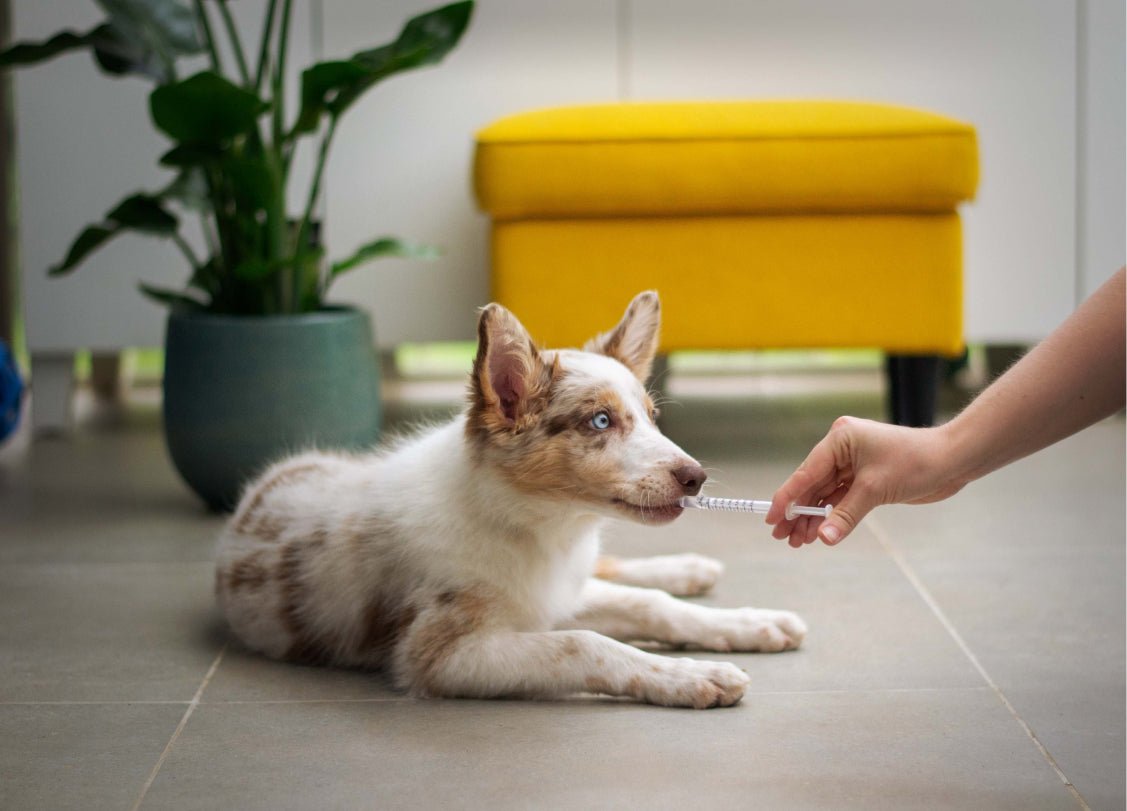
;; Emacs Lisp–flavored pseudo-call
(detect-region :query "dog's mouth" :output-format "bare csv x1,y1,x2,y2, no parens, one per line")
611,498,684,524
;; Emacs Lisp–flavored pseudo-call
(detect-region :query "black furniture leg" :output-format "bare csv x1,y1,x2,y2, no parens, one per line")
885,354,941,427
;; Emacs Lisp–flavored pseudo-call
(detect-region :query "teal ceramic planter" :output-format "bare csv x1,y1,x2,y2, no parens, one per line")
163,307,381,510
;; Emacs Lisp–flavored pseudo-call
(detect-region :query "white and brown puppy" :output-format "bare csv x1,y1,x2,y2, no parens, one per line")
215,292,806,709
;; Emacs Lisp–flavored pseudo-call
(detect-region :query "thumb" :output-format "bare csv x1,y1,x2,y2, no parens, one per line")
818,486,878,546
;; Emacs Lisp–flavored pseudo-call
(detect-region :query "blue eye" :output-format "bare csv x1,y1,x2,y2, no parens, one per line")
590,412,611,430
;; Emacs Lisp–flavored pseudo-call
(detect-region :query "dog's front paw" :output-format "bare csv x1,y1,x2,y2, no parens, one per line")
691,608,807,653
638,657,750,709
614,553,724,596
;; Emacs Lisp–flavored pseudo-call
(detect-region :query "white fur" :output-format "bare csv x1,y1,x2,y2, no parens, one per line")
216,294,806,708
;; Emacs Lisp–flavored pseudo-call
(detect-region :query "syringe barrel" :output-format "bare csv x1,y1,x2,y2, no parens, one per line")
684,496,771,514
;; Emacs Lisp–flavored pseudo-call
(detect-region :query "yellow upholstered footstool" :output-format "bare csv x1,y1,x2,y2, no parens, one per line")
473,101,979,425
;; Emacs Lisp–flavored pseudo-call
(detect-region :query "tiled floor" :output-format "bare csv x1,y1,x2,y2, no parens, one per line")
1,378,1123,810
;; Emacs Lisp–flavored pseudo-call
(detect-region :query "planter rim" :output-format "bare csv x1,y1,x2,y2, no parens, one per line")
167,304,368,328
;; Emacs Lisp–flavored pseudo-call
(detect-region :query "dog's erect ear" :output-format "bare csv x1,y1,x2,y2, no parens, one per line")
471,303,551,426
583,291,661,382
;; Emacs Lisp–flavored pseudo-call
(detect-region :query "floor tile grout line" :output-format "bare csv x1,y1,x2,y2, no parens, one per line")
130,644,227,811
868,516,1091,811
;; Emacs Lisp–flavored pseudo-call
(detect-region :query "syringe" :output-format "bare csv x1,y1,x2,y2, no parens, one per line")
679,495,832,520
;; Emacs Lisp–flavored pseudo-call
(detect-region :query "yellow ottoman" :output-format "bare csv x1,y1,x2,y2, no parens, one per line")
473,100,979,425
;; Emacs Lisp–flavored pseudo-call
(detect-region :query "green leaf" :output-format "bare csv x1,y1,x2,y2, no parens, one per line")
48,191,181,276
293,60,369,135
151,71,267,144
0,25,106,69
292,0,474,136
48,225,121,276
159,143,219,167
0,1,203,82
361,0,474,72
94,0,204,82
329,237,439,279
107,193,179,234
96,0,202,54
0,22,170,82
138,281,206,310
95,0,203,81
90,22,171,81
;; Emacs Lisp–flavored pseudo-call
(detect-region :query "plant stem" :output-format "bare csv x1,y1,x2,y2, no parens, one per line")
254,0,279,93
199,211,220,262
271,0,293,151
267,156,288,314
271,0,295,311
293,117,336,307
192,0,222,74
216,1,251,86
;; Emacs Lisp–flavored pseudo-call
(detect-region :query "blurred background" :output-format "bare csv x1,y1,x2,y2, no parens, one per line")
1,0,1123,431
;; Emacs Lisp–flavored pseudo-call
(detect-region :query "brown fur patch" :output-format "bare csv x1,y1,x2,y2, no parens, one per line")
593,556,621,581
224,551,270,592
406,589,493,693
277,529,331,664
245,514,287,543
233,463,326,536
465,304,559,449
356,593,418,662
584,675,613,695
336,516,416,664
550,636,582,665
479,375,640,502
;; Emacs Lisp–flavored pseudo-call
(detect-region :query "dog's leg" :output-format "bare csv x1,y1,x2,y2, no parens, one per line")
595,554,724,596
562,578,806,652
397,625,749,709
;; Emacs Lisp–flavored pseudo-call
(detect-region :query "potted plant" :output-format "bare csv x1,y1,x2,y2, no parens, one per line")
1,0,475,509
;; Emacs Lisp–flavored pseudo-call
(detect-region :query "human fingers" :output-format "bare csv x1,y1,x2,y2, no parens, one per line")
780,483,842,547
765,431,845,527
815,480,879,546
773,479,841,542
786,515,814,548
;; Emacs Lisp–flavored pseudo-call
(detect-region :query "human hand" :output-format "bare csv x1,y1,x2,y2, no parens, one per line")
765,416,965,547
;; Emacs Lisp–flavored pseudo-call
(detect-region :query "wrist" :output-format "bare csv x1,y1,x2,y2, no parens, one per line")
933,414,986,490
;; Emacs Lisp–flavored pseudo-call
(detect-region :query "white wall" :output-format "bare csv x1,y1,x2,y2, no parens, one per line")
1078,0,1126,302
14,0,1126,358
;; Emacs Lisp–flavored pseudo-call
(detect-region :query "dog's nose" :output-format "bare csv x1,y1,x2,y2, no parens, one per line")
672,463,707,496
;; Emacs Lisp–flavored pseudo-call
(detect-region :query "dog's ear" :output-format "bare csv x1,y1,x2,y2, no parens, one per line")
584,291,661,382
471,303,552,427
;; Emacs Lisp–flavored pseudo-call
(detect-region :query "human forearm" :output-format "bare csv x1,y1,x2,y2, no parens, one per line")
939,268,1125,487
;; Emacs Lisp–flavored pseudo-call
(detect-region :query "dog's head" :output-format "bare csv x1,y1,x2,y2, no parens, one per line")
466,291,705,525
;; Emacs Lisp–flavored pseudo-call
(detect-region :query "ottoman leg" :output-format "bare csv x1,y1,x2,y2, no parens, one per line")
885,354,941,427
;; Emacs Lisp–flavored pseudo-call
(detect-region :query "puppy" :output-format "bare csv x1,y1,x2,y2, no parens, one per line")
215,292,806,708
